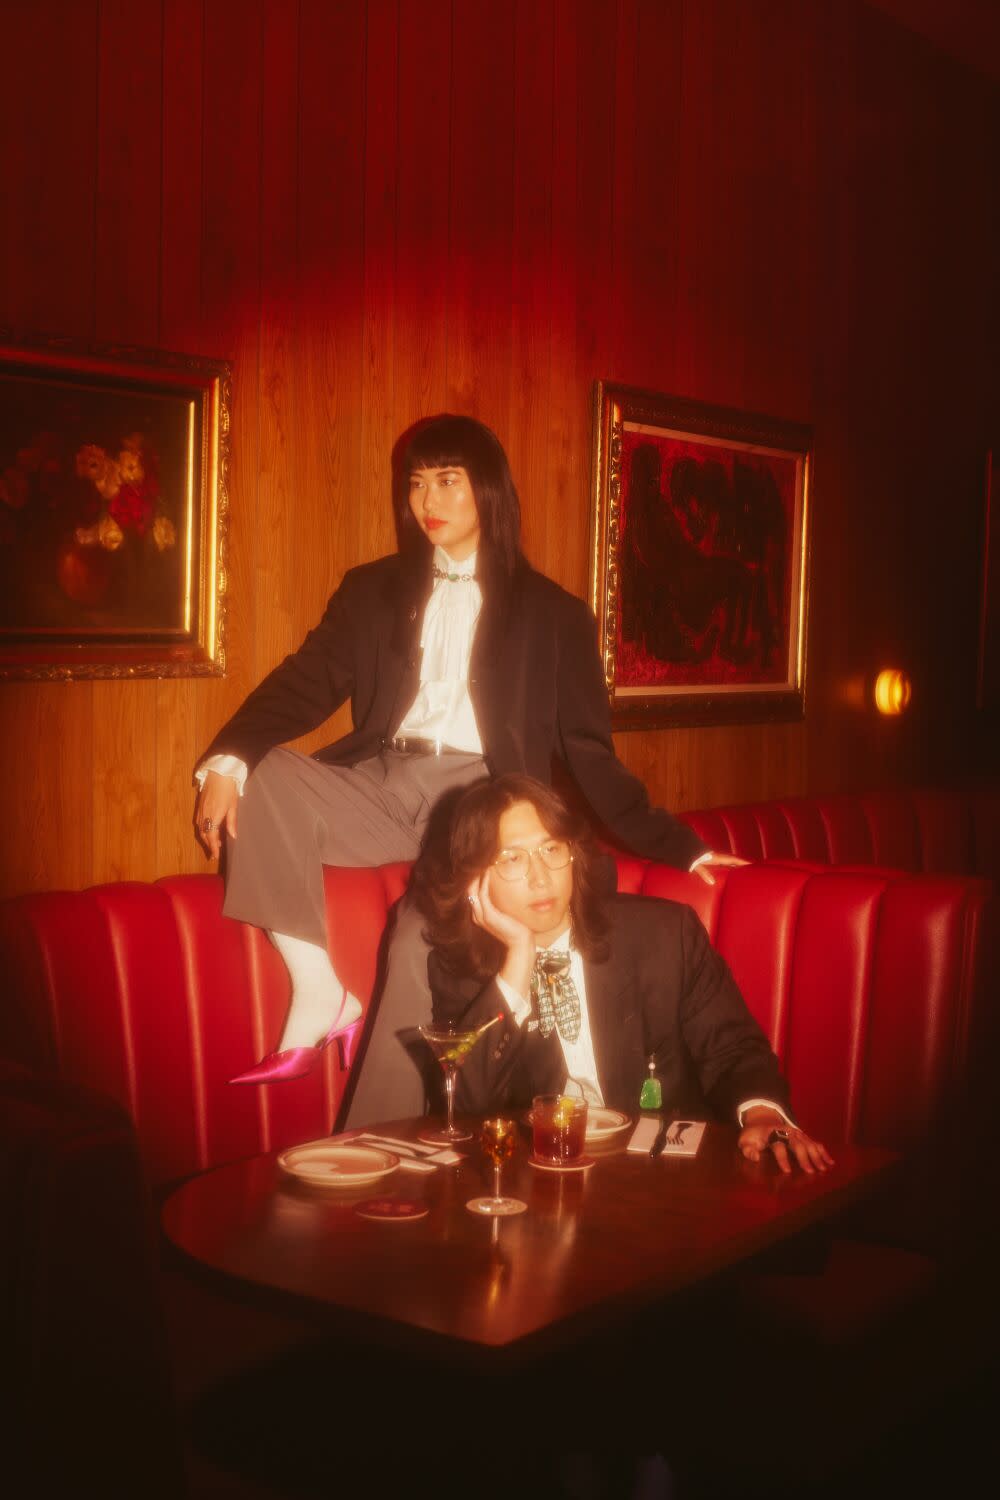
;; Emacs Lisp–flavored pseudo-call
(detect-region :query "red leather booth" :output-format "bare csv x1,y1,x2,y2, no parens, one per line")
1,851,995,1497
677,784,999,881
1,856,992,1197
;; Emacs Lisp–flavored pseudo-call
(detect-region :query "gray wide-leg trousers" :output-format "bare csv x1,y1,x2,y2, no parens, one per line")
222,745,488,1127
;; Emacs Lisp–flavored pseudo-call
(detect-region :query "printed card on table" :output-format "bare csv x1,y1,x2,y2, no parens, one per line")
627,1118,706,1157
658,1120,705,1155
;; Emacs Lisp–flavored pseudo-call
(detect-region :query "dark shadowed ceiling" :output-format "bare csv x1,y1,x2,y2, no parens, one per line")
866,0,1000,83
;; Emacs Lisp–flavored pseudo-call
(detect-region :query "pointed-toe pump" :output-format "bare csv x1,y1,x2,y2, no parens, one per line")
229,1009,364,1086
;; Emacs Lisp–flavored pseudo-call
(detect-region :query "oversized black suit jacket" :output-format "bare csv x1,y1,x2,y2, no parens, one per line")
430,895,790,1123
200,551,706,869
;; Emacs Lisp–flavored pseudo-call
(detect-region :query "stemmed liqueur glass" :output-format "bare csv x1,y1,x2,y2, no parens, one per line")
417,1016,501,1145
466,1117,527,1216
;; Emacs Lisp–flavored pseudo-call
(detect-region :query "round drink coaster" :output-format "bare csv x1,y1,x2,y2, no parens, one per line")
526,1154,595,1173
355,1198,429,1221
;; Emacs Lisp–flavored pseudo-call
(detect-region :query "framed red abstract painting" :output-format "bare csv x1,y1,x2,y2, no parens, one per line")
0,333,230,679
589,381,812,728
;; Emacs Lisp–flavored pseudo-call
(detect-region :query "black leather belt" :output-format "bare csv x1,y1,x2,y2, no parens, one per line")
386,735,454,756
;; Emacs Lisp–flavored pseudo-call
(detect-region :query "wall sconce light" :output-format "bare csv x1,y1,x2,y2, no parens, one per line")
873,668,912,716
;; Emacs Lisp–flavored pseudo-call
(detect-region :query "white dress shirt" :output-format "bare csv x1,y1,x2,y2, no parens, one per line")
195,545,483,791
495,926,792,1126
394,547,482,752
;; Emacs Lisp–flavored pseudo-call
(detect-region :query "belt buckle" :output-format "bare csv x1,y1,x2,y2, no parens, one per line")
393,735,435,756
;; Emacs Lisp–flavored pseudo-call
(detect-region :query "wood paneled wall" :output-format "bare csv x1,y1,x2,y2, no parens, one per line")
0,0,996,898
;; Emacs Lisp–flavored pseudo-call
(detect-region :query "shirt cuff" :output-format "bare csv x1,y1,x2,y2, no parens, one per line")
736,1098,796,1129
495,976,532,1029
689,851,713,870
194,754,249,794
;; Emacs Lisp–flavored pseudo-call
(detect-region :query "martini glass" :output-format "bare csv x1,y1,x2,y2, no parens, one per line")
418,1015,502,1144
466,1116,527,1216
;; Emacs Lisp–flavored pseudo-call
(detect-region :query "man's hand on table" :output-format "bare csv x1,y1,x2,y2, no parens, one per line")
738,1106,834,1175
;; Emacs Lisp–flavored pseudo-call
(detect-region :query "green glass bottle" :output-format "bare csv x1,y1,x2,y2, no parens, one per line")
639,1055,662,1110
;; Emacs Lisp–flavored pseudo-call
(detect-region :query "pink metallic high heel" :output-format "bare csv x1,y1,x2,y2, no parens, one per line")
229,1002,364,1086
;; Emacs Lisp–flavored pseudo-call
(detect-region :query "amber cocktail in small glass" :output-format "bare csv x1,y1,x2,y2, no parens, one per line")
466,1117,527,1217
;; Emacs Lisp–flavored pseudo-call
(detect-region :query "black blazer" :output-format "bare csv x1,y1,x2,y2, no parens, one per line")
200,552,706,869
430,895,791,1123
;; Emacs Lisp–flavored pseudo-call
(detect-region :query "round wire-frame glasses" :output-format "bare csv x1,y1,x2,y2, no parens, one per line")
491,839,573,883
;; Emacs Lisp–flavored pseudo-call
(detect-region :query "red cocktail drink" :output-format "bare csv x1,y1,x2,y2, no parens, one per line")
532,1095,588,1163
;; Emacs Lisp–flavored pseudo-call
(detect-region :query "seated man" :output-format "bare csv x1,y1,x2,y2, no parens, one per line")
411,773,831,1173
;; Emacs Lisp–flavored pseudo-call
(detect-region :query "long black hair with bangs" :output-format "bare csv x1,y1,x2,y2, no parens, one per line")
392,415,525,595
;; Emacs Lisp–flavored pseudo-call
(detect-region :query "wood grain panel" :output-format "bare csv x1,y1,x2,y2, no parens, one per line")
856,17,984,791
614,0,819,811
0,1,49,326
734,0,819,421
153,680,201,878
94,0,163,344
156,0,206,878
627,0,683,394
0,0,995,895
610,0,638,385
613,0,705,808
508,0,554,570
91,0,163,885
801,0,855,796
91,682,158,882
393,0,451,430
257,0,298,681
549,0,619,596
447,1,515,425
291,0,368,760
0,0,98,897
0,685,94,898
360,0,399,566
0,0,99,337
160,0,206,351
542,0,582,592
195,0,263,788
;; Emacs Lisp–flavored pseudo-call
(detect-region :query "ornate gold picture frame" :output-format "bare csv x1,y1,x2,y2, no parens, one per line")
0,333,229,680
589,380,811,728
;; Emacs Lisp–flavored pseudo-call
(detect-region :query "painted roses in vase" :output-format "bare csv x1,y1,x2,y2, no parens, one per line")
63,432,176,606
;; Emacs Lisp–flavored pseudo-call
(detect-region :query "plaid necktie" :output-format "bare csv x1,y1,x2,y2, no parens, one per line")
531,946,581,1045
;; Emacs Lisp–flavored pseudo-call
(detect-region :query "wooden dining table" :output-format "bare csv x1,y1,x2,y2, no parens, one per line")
161,1115,900,1366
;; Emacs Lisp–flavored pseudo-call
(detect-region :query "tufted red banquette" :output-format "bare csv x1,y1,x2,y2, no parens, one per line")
677,785,999,881
0,857,992,1196
3,849,994,1499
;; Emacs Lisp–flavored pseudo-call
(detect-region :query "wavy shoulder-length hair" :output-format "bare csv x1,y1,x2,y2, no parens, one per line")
412,774,610,982
392,414,526,598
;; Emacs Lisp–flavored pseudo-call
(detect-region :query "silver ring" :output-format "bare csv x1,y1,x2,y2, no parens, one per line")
766,1128,792,1146
202,818,216,833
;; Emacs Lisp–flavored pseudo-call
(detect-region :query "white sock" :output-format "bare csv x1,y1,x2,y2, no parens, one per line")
269,931,363,1051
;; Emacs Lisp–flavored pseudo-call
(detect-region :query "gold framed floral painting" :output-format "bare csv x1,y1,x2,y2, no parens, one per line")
0,334,229,679
589,381,811,728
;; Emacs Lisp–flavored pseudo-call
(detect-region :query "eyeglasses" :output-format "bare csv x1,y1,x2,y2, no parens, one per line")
491,840,573,882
